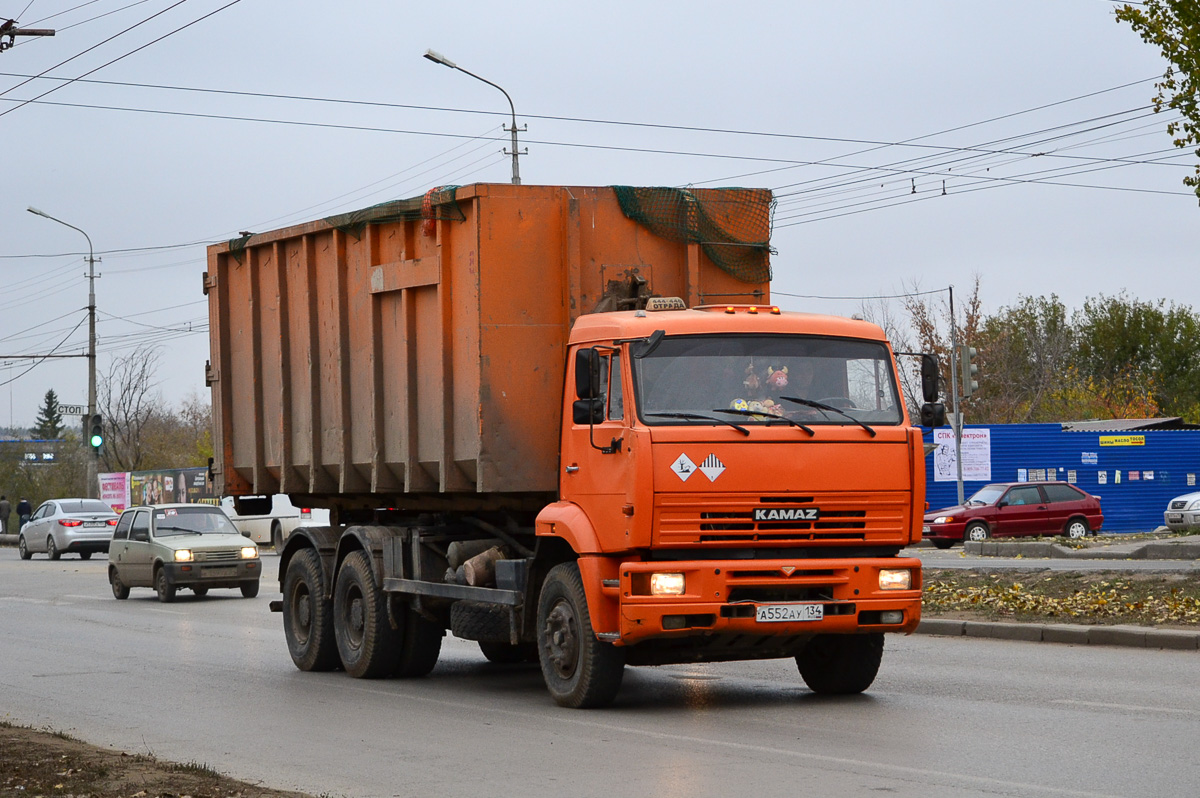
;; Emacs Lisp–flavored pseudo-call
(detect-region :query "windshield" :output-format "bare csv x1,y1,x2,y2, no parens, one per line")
634,334,903,425
154,507,240,536
967,486,1007,505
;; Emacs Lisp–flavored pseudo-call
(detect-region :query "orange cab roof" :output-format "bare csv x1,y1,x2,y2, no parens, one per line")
569,307,890,344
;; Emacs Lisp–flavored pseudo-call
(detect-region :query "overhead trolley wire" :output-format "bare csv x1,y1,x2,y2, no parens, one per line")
0,0,243,121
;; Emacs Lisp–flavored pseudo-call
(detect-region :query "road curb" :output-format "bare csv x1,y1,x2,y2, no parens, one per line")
963,538,1200,560
916,617,1199,650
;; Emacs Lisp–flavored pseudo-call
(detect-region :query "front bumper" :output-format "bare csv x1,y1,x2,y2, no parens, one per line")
605,556,922,647
922,521,965,543
1165,510,1200,531
163,559,260,588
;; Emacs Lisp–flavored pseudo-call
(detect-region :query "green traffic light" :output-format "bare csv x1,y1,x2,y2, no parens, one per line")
90,434,103,448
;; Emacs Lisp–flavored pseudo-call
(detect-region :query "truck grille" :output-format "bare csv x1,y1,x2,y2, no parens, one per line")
655,493,910,547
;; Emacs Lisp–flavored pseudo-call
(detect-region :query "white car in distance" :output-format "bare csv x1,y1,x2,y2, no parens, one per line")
219,494,329,550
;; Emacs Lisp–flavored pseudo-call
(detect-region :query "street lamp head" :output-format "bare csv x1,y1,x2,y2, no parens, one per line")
423,49,456,69
27,206,50,219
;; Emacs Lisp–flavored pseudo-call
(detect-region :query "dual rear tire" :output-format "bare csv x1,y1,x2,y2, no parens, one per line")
283,547,443,678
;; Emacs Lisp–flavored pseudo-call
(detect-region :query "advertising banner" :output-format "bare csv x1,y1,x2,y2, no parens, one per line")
98,472,130,512
129,467,214,507
932,427,993,482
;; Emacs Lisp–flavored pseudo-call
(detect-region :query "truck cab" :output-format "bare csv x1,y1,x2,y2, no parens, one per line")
532,303,924,703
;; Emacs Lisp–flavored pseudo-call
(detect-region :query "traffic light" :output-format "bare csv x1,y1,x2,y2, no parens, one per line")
959,344,979,398
89,413,103,451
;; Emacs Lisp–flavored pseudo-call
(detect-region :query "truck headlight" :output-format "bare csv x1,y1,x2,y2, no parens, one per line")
174,549,193,562
650,572,685,596
240,546,258,560
879,569,912,590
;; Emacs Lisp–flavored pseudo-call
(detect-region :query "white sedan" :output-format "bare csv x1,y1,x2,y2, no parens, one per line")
18,498,119,560
1164,491,1200,532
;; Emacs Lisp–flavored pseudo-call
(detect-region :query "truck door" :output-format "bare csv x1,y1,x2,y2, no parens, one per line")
561,348,636,550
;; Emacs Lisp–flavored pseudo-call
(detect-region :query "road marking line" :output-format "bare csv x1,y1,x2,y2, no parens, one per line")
1053,699,1200,715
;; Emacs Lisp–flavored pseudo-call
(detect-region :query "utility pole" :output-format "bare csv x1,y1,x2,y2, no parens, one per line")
423,49,526,185
0,20,55,52
27,207,99,499
948,285,966,506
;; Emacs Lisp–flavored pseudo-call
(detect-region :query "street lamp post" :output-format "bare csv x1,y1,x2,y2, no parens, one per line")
423,49,524,185
27,207,98,499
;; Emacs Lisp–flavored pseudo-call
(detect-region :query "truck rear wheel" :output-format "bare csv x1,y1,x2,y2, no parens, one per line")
283,548,339,672
537,562,625,708
795,633,884,695
334,550,401,678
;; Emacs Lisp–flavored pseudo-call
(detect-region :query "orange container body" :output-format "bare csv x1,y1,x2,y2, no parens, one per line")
205,184,771,510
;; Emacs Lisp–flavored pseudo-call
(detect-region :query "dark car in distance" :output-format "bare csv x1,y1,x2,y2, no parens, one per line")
923,481,1103,549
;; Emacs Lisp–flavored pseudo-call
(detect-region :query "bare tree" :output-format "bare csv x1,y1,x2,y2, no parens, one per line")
99,344,163,472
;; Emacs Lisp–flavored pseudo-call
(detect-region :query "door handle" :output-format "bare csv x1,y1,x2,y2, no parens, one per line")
565,465,580,474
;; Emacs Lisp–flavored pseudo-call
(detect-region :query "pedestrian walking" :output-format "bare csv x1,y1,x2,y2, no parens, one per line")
16,497,31,531
0,495,9,536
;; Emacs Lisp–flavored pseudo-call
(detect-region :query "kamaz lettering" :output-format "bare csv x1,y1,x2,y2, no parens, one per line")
754,507,820,522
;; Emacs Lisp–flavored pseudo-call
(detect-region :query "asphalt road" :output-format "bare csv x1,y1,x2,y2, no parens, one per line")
2,547,1198,798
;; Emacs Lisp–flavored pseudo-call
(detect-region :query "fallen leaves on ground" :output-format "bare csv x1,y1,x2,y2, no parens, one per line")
923,570,1200,627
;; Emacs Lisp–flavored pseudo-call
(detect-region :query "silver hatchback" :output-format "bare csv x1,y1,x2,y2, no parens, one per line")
17,498,118,561
107,504,261,602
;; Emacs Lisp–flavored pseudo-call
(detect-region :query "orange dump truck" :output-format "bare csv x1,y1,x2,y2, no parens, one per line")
206,184,943,708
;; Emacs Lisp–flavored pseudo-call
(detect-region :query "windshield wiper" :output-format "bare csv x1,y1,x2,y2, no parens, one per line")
155,526,202,536
713,408,814,436
645,412,750,436
779,397,877,437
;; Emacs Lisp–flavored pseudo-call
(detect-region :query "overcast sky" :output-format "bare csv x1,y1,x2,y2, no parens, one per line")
0,0,1190,429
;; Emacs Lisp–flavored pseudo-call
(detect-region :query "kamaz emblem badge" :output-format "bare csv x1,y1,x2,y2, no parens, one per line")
754,507,819,521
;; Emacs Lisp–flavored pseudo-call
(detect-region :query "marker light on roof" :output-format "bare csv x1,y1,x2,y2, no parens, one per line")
725,306,735,314
748,306,759,314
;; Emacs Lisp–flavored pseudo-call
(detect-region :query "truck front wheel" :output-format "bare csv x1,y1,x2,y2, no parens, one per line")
283,548,339,672
795,633,884,695
334,550,401,678
537,562,625,708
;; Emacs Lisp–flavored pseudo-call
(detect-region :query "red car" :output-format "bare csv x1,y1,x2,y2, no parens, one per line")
923,481,1103,549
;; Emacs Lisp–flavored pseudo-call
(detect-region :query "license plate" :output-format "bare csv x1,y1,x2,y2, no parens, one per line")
756,603,824,623
1168,513,1184,523
83,521,105,527
205,567,237,578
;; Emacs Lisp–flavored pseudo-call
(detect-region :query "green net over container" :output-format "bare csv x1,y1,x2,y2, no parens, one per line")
612,186,774,284
225,186,464,260
323,185,464,238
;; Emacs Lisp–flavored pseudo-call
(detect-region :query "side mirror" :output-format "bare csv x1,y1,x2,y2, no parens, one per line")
920,402,946,427
920,354,940,403
575,348,600,399
572,398,604,425
997,501,1008,509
